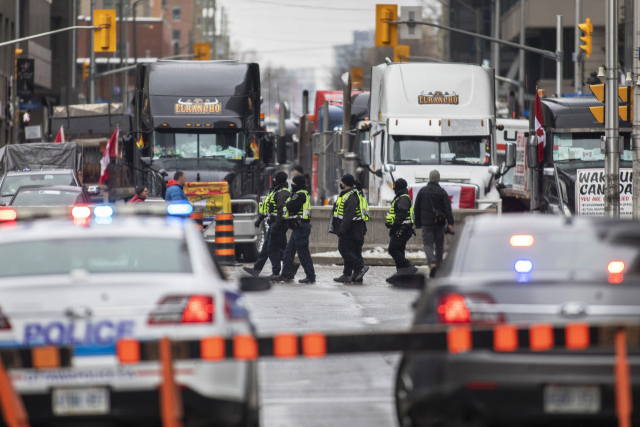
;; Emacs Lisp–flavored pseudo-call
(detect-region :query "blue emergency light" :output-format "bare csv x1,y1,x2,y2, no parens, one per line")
167,203,193,216
514,260,533,273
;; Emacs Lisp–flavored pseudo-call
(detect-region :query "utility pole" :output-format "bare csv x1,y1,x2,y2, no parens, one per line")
123,1,129,108
518,0,525,113
211,0,216,59
13,0,20,144
341,72,351,153
118,0,124,103
632,0,640,219
71,0,77,93
475,7,482,65
493,0,500,72
605,0,620,218
190,0,197,54
556,15,563,97
90,0,96,103
574,0,583,94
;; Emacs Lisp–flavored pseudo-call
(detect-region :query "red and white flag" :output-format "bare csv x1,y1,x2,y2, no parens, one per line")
534,89,545,161
409,183,475,209
53,125,65,143
99,126,119,185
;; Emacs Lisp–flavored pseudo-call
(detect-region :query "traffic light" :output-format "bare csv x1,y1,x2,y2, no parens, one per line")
194,43,211,61
578,18,593,58
618,86,633,122
82,61,90,81
375,4,398,47
93,9,117,52
393,45,410,62
589,84,604,123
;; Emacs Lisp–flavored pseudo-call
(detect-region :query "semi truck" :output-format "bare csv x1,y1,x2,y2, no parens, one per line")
360,62,501,209
500,96,633,216
129,60,271,260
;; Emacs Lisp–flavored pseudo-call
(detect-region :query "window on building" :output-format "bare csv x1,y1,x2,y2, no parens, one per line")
162,0,167,8
172,30,181,42
172,6,181,21
103,0,113,9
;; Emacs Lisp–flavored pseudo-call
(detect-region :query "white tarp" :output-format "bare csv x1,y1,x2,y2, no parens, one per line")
575,168,633,217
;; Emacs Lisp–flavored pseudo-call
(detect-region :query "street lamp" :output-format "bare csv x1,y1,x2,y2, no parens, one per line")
131,0,146,67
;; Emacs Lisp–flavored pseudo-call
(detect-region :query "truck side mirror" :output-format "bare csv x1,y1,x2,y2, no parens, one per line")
87,186,101,195
276,136,287,164
505,142,516,168
360,140,371,166
526,135,538,168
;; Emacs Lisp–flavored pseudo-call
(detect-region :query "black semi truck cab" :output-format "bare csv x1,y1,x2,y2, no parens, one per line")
132,60,269,260
500,96,633,216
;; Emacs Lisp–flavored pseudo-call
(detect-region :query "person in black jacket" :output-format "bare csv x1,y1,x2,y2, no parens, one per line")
414,170,454,275
268,172,299,279
332,174,368,283
386,178,418,282
274,175,315,283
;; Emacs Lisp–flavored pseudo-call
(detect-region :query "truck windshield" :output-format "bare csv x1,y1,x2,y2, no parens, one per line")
553,132,633,166
388,135,490,166
152,132,246,161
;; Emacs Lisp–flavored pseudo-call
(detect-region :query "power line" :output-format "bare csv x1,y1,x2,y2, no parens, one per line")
244,0,365,11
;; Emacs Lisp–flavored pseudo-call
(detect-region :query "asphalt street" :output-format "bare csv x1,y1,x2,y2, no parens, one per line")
226,263,424,427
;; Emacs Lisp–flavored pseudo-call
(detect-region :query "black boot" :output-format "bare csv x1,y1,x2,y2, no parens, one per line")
333,275,352,283
243,267,260,277
352,266,370,282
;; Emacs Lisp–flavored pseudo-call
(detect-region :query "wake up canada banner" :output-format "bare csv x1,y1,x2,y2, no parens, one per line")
576,169,633,217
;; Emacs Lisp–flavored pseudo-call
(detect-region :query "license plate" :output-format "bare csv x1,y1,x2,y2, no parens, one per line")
52,388,110,416
543,385,600,414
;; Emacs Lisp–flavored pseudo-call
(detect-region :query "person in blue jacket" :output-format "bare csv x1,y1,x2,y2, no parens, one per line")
165,171,189,202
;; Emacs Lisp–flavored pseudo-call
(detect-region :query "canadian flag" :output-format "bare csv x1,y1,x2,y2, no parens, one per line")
99,126,119,185
534,89,545,161
409,183,475,209
53,125,65,143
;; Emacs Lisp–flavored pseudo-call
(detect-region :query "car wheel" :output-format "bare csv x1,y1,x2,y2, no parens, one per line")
395,356,415,427
242,222,266,263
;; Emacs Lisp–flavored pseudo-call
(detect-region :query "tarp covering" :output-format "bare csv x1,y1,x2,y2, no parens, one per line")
52,103,124,118
0,142,82,172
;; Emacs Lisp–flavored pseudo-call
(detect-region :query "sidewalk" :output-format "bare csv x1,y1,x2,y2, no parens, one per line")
304,247,428,266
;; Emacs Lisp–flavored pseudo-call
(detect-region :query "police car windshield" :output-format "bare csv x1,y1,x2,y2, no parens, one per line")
462,229,640,275
553,133,633,166
388,135,490,166
1,173,75,197
11,189,86,206
0,238,192,277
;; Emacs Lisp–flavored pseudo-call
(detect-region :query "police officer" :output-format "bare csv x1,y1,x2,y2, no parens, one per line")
243,172,297,278
414,170,454,277
332,174,369,283
273,175,316,283
385,178,418,282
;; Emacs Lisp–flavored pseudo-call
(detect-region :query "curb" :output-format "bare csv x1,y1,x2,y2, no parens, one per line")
300,256,428,266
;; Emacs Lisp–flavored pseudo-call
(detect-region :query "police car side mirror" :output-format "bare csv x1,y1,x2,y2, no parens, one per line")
388,274,426,290
239,276,271,292
505,142,516,168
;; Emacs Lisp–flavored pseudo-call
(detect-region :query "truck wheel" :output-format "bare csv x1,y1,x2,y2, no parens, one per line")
242,223,266,263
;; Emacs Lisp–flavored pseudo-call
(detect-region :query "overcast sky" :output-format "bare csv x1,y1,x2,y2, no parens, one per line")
216,0,437,89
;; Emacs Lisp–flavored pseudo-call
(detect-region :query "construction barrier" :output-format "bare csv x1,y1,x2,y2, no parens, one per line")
214,213,239,266
0,324,634,427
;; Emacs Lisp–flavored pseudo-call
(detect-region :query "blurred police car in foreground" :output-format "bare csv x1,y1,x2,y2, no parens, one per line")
395,215,640,427
0,204,266,427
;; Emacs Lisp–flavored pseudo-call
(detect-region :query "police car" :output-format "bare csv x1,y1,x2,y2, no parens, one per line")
395,215,640,427
0,204,263,426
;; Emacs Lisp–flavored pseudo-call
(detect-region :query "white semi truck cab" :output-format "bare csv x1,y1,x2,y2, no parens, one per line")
361,62,501,209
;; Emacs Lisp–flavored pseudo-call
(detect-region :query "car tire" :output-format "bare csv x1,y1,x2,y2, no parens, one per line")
242,223,266,263
395,356,416,427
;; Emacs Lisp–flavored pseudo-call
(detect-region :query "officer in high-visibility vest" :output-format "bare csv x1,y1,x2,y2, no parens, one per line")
332,174,368,283
385,178,418,282
243,171,298,279
273,175,315,283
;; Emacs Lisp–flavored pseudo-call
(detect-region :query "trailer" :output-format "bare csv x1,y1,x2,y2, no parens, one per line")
128,60,273,261
500,96,633,216
361,62,501,210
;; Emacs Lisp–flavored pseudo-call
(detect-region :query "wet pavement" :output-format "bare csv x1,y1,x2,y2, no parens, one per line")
226,263,424,427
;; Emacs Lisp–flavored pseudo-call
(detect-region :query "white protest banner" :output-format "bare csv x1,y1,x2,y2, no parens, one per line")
575,168,633,217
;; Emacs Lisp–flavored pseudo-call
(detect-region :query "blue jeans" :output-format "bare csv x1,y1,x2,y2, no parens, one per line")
281,223,315,279
254,226,284,274
339,236,364,275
